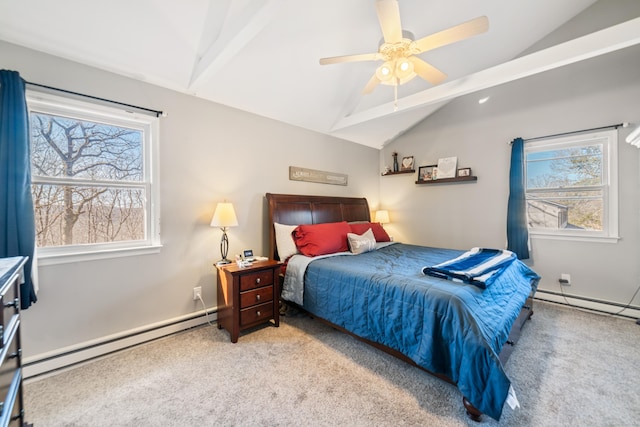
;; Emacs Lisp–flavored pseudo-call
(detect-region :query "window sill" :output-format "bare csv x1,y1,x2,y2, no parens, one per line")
37,244,163,266
529,232,620,244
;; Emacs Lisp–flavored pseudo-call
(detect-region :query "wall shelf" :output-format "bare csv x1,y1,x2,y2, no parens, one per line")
415,176,478,184
382,169,415,176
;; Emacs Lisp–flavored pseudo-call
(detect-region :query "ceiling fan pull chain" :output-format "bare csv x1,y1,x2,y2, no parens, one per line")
393,82,398,112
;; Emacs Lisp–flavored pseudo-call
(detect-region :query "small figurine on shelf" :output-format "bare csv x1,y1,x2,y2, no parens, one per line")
392,152,399,172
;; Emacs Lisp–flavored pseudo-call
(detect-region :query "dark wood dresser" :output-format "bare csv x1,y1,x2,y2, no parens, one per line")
0,257,27,426
216,260,280,343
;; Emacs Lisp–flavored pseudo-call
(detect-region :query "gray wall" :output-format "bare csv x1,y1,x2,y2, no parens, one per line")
1,40,380,360
380,2,640,316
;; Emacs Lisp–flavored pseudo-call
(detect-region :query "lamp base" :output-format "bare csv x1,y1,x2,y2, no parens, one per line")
217,230,231,266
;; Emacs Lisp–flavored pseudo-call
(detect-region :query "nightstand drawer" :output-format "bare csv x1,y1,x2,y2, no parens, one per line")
239,269,273,291
240,286,273,309
240,302,273,327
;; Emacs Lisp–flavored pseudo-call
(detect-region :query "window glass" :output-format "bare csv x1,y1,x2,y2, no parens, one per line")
31,112,143,181
32,184,146,246
526,145,602,189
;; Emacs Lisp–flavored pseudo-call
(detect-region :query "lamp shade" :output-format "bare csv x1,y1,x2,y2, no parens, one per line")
210,202,238,228
374,210,390,224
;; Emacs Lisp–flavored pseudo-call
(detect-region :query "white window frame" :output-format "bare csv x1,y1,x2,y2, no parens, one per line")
524,129,619,243
27,91,162,265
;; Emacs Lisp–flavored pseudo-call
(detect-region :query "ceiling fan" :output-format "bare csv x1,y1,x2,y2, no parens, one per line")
319,0,489,96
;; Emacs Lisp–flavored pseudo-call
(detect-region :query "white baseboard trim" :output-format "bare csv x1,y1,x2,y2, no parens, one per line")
535,290,640,320
23,307,218,380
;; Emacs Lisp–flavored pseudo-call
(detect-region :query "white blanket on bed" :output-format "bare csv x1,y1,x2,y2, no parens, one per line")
281,252,348,305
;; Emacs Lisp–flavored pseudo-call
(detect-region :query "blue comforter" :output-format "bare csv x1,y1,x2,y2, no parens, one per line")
296,243,540,420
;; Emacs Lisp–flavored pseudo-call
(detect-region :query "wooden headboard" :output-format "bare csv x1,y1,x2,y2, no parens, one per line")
265,193,371,261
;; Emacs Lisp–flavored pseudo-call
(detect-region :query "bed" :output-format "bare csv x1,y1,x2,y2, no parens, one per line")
266,193,540,422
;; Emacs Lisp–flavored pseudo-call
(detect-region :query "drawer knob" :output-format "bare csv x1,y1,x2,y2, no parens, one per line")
256,294,261,301
256,311,261,317
256,278,261,284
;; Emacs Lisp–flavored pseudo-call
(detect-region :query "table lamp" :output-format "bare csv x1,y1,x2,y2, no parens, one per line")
211,202,238,265
374,210,390,225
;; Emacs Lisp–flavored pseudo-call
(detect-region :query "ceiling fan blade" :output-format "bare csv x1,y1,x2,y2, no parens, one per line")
410,57,447,85
414,16,489,54
319,52,381,65
375,0,403,44
362,74,381,94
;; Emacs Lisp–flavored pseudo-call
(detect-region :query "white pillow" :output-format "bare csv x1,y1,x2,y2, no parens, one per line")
274,222,299,261
347,228,377,255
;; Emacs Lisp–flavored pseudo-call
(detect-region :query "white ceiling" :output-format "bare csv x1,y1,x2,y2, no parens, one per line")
3,0,638,149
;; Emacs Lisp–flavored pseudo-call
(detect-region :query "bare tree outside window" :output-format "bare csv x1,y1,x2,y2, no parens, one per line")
30,112,146,247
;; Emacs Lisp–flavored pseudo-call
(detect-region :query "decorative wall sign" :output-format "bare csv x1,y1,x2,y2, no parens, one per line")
289,166,348,186
401,156,414,171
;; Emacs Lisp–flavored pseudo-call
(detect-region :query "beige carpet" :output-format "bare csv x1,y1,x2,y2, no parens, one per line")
24,301,640,426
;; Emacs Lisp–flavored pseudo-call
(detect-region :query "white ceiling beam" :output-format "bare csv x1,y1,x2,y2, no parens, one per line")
331,17,640,132
188,0,278,90
193,0,232,63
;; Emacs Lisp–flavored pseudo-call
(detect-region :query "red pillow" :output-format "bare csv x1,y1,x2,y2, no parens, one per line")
293,221,350,257
349,222,391,242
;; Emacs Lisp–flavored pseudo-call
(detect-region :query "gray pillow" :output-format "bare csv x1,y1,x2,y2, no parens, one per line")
347,228,377,255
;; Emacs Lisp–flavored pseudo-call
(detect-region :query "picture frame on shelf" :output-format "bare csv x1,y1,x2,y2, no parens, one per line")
401,156,414,171
457,167,471,177
436,156,457,179
418,165,437,181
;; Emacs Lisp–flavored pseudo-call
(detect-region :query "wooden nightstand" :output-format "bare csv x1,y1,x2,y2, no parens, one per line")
216,260,281,343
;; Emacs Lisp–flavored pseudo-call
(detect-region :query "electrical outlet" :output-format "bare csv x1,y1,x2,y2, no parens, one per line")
560,273,571,286
193,286,202,300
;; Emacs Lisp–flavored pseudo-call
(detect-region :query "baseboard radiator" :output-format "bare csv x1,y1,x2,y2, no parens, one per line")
535,289,640,320
23,308,218,380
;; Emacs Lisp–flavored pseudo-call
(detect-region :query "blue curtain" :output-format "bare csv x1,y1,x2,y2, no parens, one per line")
507,137,530,259
0,70,37,309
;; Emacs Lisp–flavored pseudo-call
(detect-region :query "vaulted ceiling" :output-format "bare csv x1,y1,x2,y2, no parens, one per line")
2,0,639,149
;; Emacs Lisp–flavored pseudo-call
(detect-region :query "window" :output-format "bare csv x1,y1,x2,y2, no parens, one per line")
524,129,618,241
27,92,161,264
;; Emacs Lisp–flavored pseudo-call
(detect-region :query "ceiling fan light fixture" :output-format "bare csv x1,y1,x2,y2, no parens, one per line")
376,62,395,82
395,58,415,80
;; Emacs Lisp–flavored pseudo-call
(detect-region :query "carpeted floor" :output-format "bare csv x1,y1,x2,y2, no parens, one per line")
24,301,640,426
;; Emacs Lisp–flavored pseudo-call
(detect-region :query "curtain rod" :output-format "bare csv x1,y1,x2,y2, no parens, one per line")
521,122,626,143
26,81,165,118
